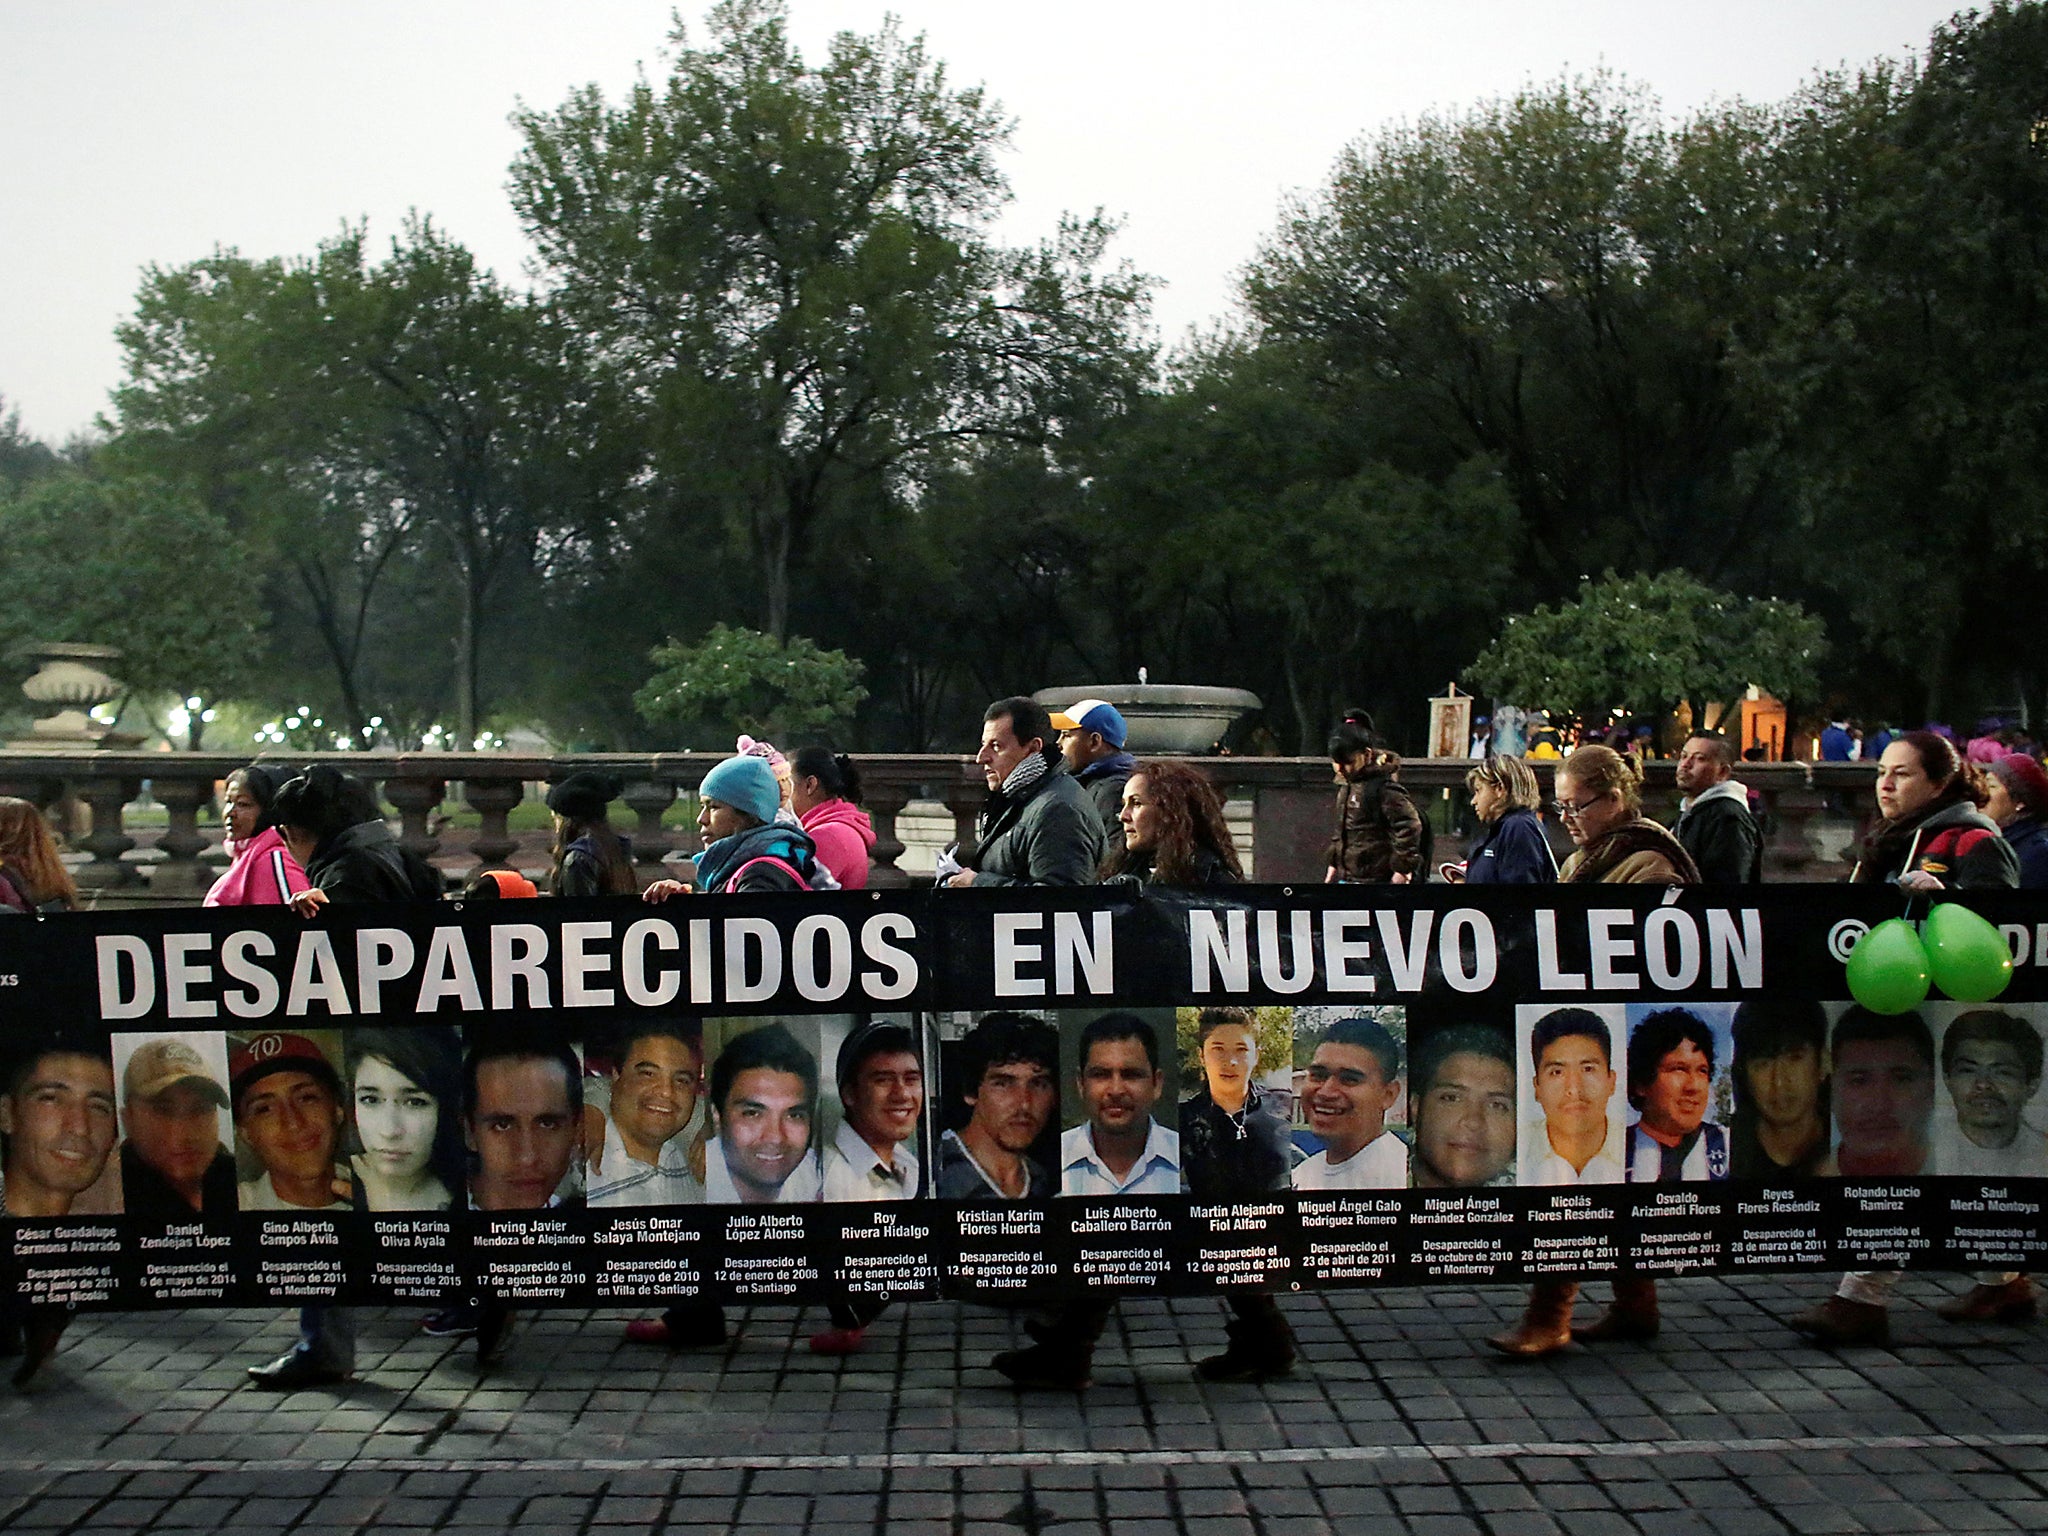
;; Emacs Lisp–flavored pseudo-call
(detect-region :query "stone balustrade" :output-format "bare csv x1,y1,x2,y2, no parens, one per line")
0,749,1878,905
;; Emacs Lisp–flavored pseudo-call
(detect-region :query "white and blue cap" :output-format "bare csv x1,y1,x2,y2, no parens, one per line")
1047,698,1128,748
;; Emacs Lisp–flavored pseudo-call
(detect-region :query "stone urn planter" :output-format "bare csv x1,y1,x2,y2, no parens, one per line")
8,642,142,749
1032,684,1262,756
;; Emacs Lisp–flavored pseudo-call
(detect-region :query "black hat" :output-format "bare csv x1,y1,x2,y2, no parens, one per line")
546,770,624,823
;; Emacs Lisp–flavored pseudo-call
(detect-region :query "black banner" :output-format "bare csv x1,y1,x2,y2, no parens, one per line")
5,885,2047,1309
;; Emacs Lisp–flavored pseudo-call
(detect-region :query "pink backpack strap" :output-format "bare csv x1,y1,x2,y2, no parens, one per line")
721,855,811,893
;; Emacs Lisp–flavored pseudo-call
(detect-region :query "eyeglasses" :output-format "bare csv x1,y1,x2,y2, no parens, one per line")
1557,792,1607,820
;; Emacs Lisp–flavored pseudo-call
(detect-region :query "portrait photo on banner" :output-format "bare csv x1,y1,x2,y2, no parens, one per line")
931,1009,1061,1202
1516,1003,1628,1187
343,1024,465,1212
1403,1002,1516,1191
1289,1005,1409,1192
1621,1003,1735,1184
1176,1004,1296,1197
1056,1008,1180,1199
1,1021,122,1219
111,1027,235,1223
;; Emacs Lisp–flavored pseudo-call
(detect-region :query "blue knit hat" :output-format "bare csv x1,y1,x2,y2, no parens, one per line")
698,754,781,825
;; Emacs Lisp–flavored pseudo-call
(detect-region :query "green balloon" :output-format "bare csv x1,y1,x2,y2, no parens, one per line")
1845,918,1932,1014
1923,901,2015,1003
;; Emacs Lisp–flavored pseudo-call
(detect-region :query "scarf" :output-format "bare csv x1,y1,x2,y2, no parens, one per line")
978,752,1052,841
693,820,821,893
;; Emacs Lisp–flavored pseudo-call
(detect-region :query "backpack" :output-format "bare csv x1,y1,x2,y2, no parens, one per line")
722,855,813,893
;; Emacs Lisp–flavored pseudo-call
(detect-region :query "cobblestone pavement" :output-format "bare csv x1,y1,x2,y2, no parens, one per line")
5,1275,2048,1533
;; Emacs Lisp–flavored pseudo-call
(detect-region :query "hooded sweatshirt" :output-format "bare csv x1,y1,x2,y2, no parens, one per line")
204,825,309,907
801,798,876,890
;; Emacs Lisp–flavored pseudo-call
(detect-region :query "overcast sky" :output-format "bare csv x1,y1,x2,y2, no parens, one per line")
2,1,1963,443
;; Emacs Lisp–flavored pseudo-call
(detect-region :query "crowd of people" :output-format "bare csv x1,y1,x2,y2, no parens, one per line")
3,695,2047,1393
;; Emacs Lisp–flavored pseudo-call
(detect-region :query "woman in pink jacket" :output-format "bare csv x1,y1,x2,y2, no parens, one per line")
790,747,875,890
204,765,309,907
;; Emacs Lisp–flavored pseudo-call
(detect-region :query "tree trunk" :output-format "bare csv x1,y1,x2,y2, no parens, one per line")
454,574,479,750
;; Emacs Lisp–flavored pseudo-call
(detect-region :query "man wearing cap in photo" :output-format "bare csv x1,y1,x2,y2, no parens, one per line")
1050,699,1136,839
118,1036,237,1222
232,1032,350,1212
238,1032,358,1391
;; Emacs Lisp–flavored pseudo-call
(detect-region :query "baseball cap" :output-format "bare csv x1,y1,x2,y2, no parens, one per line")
123,1037,231,1110
1047,699,1128,748
229,1031,342,1110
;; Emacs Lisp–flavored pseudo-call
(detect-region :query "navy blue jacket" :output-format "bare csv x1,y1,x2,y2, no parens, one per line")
2005,815,2048,890
1462,807,1557,885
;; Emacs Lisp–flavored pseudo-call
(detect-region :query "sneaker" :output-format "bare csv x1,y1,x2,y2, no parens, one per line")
809,1327,867,1356
420,1307,479,1339
624,1311,730,1350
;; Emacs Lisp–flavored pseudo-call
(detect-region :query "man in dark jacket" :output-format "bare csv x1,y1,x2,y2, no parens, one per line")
1050,699,1136,839
946,697,1106,887
1674,733,1762,885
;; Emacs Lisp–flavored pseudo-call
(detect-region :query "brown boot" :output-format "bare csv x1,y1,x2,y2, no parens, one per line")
1486,1280,1577,1358
1577,1276,1659,1344
1789,1295,1889,1348
1935,1276,2037,1324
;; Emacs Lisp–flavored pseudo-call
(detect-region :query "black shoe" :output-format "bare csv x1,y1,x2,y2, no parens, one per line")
11,1315,66,1391
1195,1339,1297,1383
991,1344,1092,1391
475,1307,513,1370
245,1349,348,1391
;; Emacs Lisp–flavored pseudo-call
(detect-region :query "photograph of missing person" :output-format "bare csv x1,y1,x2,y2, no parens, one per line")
112,1030,235,1221
347,1026,465,1211
1931,1004,2048,1179
583,1017,707,1208
1058,1011,1180,1197
1,1024,122,1218
820,1017,925,1203
1729,998,1831,1180
1819,1003,1936,1177
699,1019,824,1204
1623,1005,1734,1183
464,1026,585,1211
1516,1004,1626,1186
932,1011,1059,1201
1406,1014,1516,1189
1178,1006,1297,1197
1292,1007,1408,1190
231,1030,350,1213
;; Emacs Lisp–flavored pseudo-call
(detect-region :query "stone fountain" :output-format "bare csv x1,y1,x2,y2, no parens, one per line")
1032,683,1262,755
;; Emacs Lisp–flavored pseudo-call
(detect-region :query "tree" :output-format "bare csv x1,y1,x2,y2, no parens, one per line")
1463,569,1824,729
0,396,61,494
634,623,868,743
0,474,265,733
509,0,1151,640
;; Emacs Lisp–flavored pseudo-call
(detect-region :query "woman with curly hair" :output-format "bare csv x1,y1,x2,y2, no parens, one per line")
1102,761,1243,887
0,798,77,914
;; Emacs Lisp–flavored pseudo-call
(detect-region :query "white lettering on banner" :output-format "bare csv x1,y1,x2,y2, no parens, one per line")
415,927,483,1012
96,934,155,1020
1052,910,1113,995
621,919,681,1008
1536,910,1587,990
1588,910,1638,990
1707,909,1763,989
1258,908,1316,995
1439,909,1497,992
355,929,415,1013
560,922,615,1007
220,931,281,1018
1188,908,1249,992
2000,924,2032,968
993,912,1045,997
285,931,352,1016
861,912,918,1000
1322,910,1374,992
490,924,551,1010
689,920,714,1006
793,914,852,1001
725,918,782,1003
1377,909,1432,992
1643,908,1701,990
163,932,217,1020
